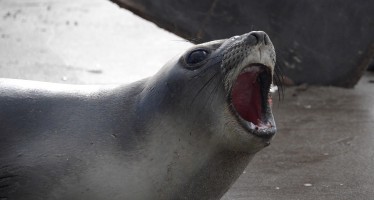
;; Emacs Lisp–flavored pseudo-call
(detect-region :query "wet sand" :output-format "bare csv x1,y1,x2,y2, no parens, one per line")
1,0,374,199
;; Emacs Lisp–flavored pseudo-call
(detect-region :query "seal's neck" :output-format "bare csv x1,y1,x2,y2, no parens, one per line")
177,151,254,199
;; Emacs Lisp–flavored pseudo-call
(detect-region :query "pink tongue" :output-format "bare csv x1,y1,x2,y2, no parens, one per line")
231,71,262,125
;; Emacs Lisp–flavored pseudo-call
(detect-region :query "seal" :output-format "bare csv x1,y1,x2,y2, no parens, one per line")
0,31,277,200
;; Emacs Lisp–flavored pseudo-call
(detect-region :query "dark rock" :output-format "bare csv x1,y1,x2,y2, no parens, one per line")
368,59,374,72
110,0,374,87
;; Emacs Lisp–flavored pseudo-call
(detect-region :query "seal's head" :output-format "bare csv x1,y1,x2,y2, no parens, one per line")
219,31,277,148
143,31,276,153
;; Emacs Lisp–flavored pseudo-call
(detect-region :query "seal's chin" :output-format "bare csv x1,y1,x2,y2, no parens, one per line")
230,64,276,139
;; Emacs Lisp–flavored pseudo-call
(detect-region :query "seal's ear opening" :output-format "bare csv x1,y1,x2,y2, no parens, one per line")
183,49,211,70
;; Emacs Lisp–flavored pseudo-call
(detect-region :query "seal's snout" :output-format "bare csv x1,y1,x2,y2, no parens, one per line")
221,31,276,139
247,31,271,45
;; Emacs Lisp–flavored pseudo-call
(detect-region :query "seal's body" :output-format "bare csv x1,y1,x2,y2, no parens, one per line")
0,31,276,200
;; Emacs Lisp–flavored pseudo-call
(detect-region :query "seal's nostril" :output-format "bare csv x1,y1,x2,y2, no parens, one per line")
248,31,268,45
264,34,270,45
251,33,259,44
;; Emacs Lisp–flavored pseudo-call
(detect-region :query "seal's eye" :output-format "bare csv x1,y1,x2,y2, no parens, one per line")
187,50,209,65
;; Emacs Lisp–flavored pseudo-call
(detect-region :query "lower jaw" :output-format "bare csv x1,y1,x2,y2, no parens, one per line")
231,108,276,139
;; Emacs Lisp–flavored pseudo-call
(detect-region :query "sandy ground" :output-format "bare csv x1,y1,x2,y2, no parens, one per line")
0,0,192,84
223,73,374,200
1,0,374,199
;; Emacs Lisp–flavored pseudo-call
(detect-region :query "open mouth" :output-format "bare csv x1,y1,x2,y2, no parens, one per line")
230,64,276,138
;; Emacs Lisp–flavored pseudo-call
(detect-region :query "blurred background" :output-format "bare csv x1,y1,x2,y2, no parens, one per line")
0,0,192,84
110,0,374,88
0,0,373,199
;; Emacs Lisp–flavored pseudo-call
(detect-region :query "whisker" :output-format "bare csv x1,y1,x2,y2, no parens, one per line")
250,25,255,32
207,76,222,106
190,70,220,106
184,37,200,44
195,73,222,124
190,55,223,78
171,39,194,43
190,71,221,127
273,63,285,102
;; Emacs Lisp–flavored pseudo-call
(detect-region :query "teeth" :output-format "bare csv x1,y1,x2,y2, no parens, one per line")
270,84,278,93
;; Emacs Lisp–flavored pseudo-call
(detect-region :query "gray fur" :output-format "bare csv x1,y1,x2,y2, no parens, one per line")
0,31,275,200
